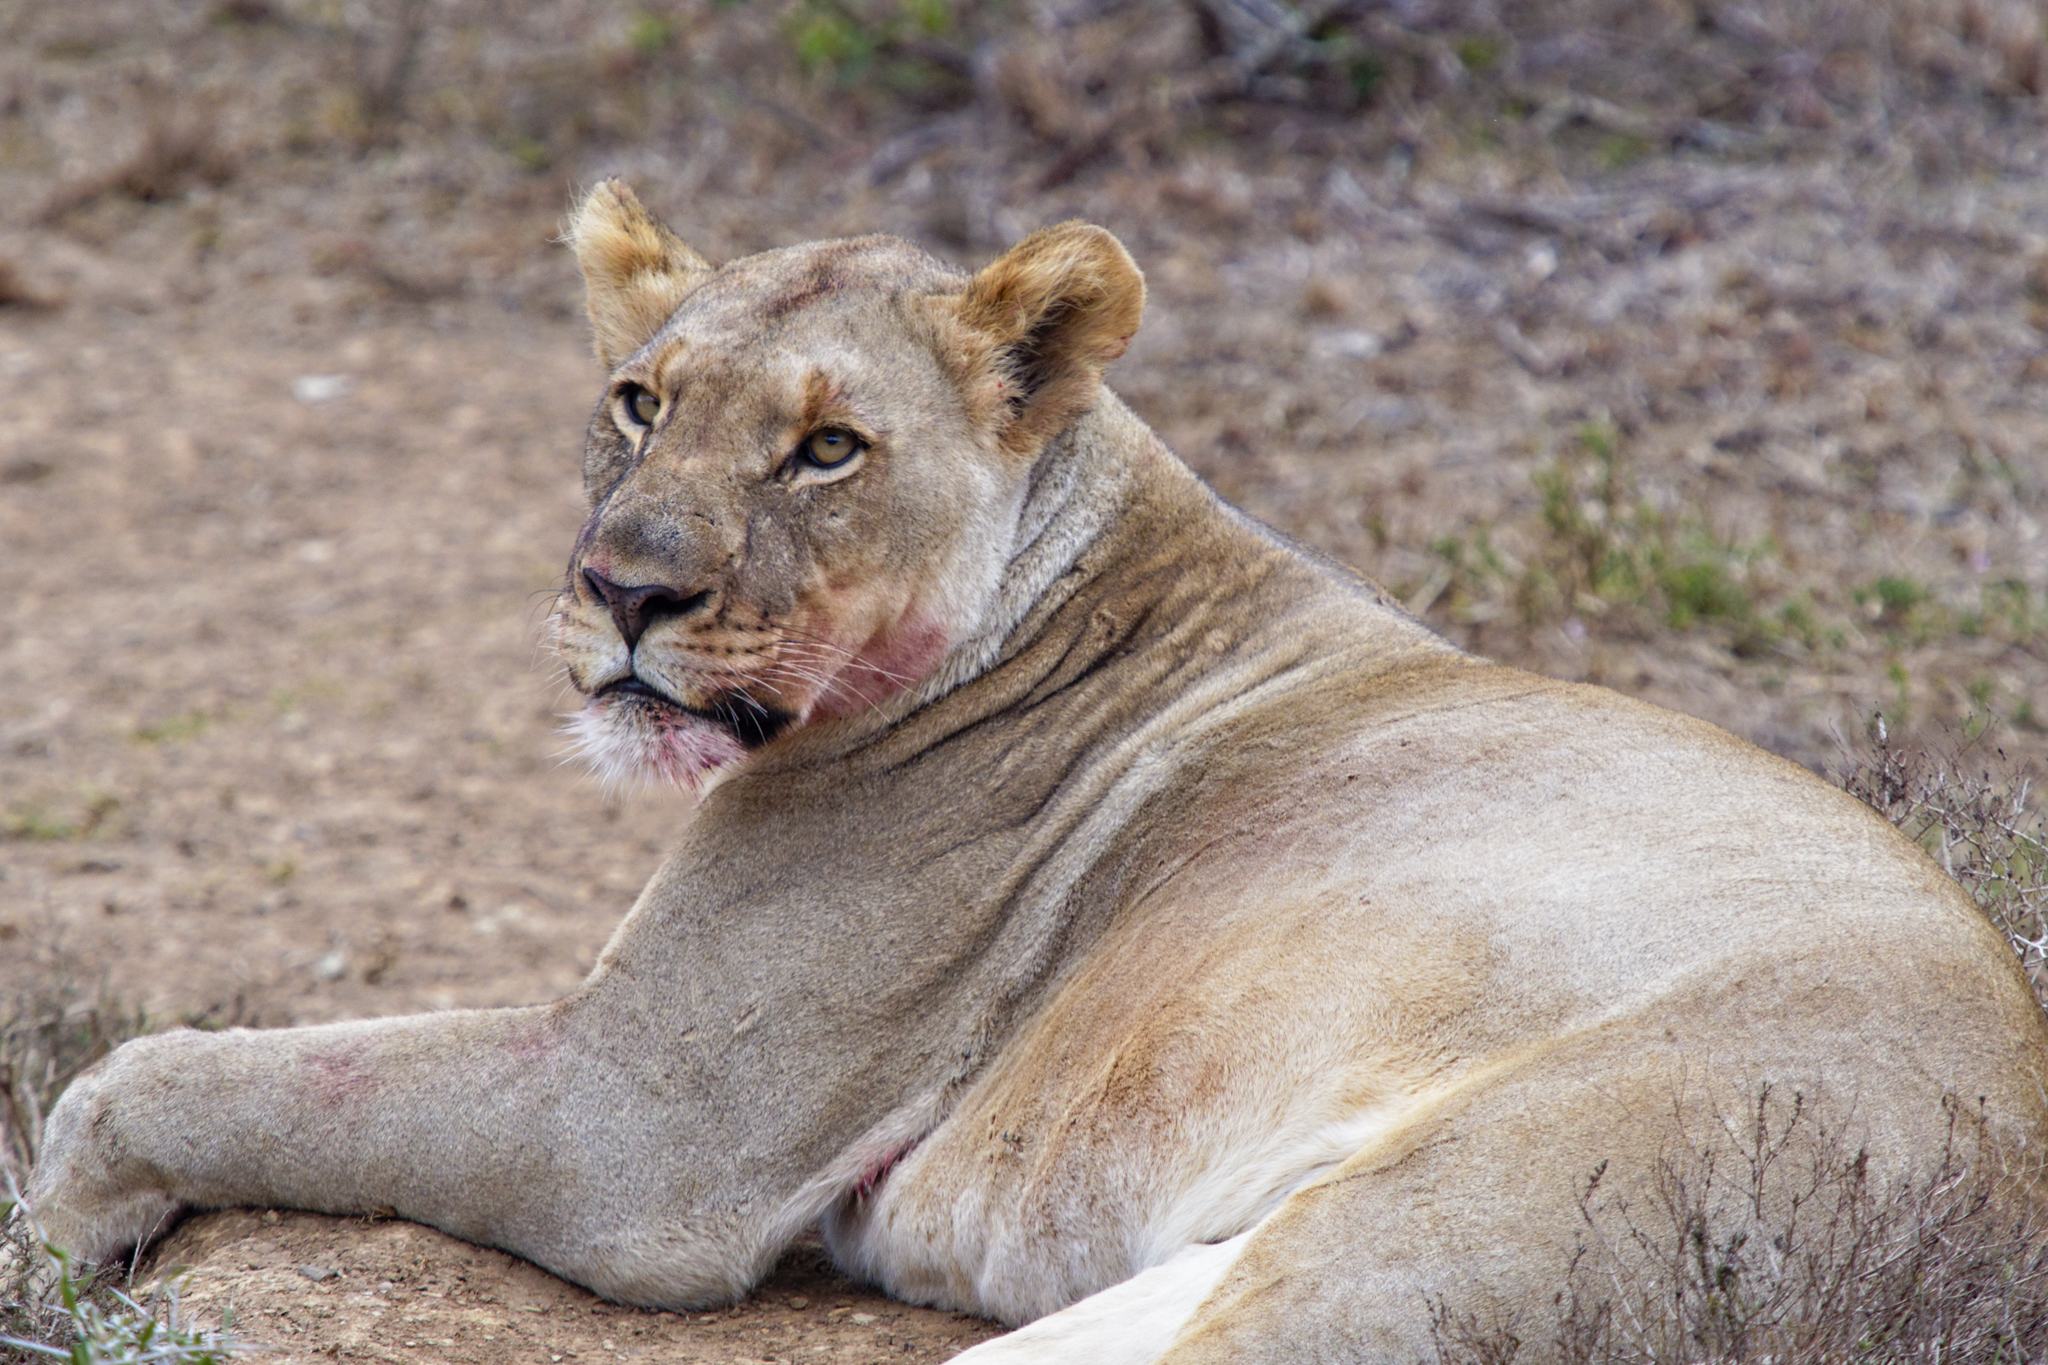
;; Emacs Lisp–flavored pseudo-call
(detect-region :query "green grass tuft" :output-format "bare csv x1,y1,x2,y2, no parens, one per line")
4,1179,237,1365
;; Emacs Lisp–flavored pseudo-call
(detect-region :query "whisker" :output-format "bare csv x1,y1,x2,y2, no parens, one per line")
758,660,905,725
770,625,865,661
772,634,920,687
786,651,916,689
762,659,837,686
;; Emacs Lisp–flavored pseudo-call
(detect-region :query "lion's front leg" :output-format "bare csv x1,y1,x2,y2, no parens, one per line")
20,1003,772,1308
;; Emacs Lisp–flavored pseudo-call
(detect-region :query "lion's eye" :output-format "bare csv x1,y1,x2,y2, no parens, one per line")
802,429,864,470
622,386,661,428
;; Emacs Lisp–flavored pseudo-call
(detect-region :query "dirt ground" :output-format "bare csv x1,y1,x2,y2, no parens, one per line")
152,1213,1002,1364
2,0,2046,1360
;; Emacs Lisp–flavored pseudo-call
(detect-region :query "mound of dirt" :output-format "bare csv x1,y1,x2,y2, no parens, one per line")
144,1213,1000,1364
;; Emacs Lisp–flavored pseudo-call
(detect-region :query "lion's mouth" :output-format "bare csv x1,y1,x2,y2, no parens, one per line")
595,676,797,750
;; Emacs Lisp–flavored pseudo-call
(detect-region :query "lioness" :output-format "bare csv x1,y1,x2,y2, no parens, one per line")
21,182,2048,1362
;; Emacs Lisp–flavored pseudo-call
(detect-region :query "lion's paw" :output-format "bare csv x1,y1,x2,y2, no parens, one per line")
17,1040,192,1273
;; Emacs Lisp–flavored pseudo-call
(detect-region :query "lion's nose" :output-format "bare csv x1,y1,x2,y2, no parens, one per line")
583,568,711,649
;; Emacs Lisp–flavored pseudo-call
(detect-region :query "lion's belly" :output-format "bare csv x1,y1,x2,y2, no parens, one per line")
824,1030,1436,1326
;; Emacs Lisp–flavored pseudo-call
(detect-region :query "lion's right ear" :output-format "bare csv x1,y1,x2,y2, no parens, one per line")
565,180,714,369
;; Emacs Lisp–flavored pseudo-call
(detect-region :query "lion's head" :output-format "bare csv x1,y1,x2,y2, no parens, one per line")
551,182,1144,791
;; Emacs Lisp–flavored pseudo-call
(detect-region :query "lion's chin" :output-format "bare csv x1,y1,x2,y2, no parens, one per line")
562,694,750,794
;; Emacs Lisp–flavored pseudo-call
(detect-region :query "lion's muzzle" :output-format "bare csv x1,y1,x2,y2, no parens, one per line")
584,567,713,648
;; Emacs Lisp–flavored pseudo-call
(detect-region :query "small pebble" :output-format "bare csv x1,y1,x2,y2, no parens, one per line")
787,1295,809,1310
292,374,352,404
850,1313,877,1326
297,1265,339,1282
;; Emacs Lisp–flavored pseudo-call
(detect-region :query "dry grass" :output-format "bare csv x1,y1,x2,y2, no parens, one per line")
1836,717,2048,1010
1431,1088,2048,1364
35,85,235,226
15,0,2042,220
0,956,149,1186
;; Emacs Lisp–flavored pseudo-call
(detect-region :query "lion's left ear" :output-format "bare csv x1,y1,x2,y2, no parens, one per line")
952,222,1145,458
565,179,714,369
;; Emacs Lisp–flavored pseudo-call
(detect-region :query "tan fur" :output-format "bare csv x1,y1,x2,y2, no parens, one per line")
565,180,713,369
20,189,2048,1362
953,222,1145,456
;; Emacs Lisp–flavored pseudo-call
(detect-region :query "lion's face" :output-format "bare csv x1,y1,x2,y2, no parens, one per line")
552,237,1013,789
550,185,1142,790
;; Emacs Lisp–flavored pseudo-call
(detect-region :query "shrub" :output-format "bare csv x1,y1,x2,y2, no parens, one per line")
1837,716,2048,1011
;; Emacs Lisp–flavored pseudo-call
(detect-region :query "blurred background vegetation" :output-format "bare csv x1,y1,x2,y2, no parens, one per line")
14,0,2044,739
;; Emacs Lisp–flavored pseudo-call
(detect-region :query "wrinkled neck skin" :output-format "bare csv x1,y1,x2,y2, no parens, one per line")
907,394,1146,713
570,391,1450,1298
